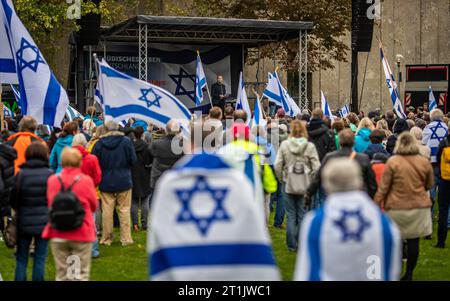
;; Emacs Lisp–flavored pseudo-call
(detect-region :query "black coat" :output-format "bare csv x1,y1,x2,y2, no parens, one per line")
307,118,336,162
386,119,409,154
307,147,378,199
211,82,226,104
11,159,53,236
131,139,153,198
150,134,183,189
0,143,17,217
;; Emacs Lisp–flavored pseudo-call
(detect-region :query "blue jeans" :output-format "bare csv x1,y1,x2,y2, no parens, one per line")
283,189,306,250
92,214,100,258
271,180,285,227
313,187,327,209
15,235,48,281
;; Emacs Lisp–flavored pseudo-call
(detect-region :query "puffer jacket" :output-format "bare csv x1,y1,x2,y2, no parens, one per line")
307,118,336,162
354,128,372,153
150,134,183,189
274,137,321,183
11,159,53,236
0,143,17,216
91,131,137,192
49,135,74,173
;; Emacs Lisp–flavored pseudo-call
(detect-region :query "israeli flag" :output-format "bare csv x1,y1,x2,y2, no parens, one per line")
263,71,300,117
235,71,251,122
340,104,350,118
148,153,280,281
66,105,83,121
3,104,12,117
429,86,437,111
0,8,17,84
251,95,266,128
379,44,406,118
1,0,69,127
294,191,401,281
321,91,335,122
97,59,191,133
194,52,207,107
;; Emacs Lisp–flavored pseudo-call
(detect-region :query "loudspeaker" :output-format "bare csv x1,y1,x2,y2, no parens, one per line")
76,0,101,45
352,0,374,52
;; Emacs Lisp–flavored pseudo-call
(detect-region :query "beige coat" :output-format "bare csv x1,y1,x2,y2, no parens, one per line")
374,154,434,210
274,137,321,183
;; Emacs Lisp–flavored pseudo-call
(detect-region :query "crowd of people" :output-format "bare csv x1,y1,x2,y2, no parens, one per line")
1,102,450,281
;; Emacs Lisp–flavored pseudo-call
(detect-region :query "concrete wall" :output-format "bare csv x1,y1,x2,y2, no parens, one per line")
310,0,450,113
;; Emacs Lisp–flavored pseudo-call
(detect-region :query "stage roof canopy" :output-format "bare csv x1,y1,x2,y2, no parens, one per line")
100,15,314,46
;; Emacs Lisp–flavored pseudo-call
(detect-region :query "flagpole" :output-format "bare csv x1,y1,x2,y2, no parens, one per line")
0,83,4,131
197,50,213,109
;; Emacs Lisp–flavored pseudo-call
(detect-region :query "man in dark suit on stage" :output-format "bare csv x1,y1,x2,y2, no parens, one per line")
211,75,227,112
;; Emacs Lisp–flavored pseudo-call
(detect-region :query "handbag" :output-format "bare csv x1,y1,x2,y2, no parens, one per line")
2,173,21,249
3,215,17,249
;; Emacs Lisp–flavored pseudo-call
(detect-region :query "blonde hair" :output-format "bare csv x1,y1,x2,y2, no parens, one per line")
72,133,88,147
61,147,82,168
290,120,308,138
357,117,375,132
410,126,423,141
394,132,420,155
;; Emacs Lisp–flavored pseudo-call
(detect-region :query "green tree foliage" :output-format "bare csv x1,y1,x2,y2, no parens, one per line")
192,0,352,71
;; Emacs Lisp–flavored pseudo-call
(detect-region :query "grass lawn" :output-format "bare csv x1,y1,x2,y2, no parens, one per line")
1,213,450,281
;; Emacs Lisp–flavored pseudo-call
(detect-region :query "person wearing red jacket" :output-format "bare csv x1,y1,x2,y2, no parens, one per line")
72,133,102,259
42,147,98,281
72,134,102,186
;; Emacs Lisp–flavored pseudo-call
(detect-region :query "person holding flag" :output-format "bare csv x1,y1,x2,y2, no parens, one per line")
148,122,280,280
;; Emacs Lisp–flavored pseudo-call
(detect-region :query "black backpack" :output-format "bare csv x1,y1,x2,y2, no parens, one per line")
49,175,85,231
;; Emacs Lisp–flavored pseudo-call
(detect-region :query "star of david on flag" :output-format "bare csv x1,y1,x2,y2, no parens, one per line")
175,176,230,236
1,0,69,127
139,88,162,108
169,68,196,103
333,208,371,242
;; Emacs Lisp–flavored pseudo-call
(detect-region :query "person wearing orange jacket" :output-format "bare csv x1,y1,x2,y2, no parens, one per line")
6,116,44,175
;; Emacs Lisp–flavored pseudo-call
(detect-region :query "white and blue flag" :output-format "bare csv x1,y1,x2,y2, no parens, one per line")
294,191,401,281
1,0,69,127
194,52,207,107
340,104,350,118
379,43,406,119
10,84,20,102
148,153,280,281
321,91,335,122
0,9,17,84
97,59,191,133
429,86,437,111
263,71,300,117
251,95,266,128
235,71,251,123
66,105,83,121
